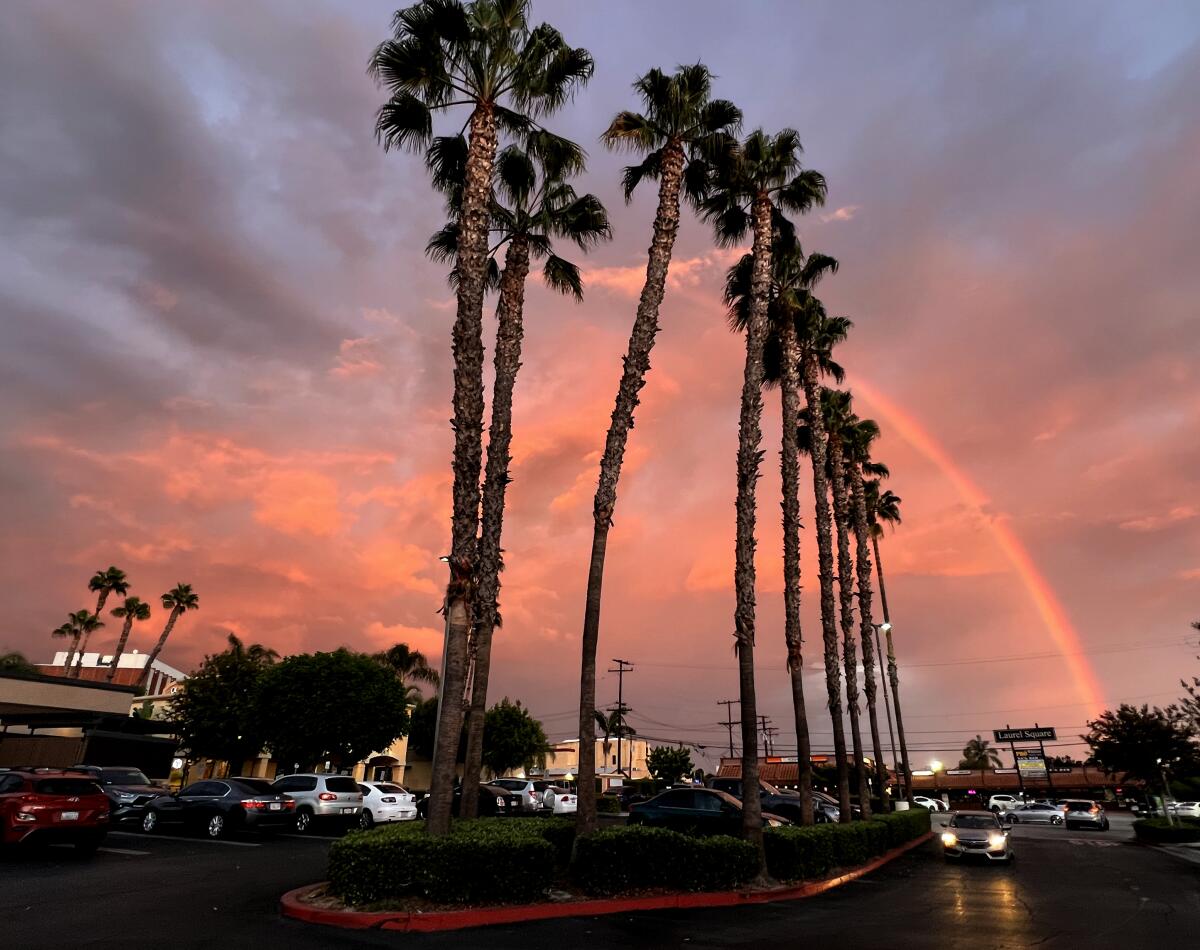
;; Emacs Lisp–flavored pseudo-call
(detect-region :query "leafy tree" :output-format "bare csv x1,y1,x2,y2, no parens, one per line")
76,566,128,676
167,634,278,768
0,650,38,677
407,696,467,763
1045,754,1084,768
959,734,1002,770
139,584,199,691
257,649,412,772
481,697,550,776
1083,704,1197,790
647,746,694,785
1180,620,1200,731
106,596,152,683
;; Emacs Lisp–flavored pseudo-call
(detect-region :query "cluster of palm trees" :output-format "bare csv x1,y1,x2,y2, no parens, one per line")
370,1,909,861
49,565,199,691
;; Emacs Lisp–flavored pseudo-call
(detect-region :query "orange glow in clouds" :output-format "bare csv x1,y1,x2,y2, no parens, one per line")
853,379,1106,715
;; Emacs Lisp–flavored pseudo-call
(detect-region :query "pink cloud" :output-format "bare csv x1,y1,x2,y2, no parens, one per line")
329,337,383,378
1118,505,1197,533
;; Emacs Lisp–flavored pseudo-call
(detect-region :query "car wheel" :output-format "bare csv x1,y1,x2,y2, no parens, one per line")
205,813,226,839
141,810,158,833
359,810,374,830
1051,816,1063,825
294,808,314,833
1009,815,1019,824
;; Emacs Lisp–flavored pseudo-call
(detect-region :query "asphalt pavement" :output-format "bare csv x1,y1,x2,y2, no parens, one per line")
2,814,1198,949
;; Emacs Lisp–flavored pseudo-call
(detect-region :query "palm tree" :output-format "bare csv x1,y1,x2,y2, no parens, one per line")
106,597,151,683
796,301,854,819
370,0,593,837
844,417,890,806
374,642,441,689
138,584,199,691
429,137,611,818
77,566,128,677
576,63,740,834
960,735,1002,769
703,128,827,868
725,241,838,825
53,610,104,677
593,708,636,773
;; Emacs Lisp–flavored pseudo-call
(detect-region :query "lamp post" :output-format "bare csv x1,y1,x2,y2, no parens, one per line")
930,760,944,804
872,623,899,780
1157,758,1175,827
877,622,914,805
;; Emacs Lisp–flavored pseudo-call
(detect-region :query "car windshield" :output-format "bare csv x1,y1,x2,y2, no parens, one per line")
324,777,359,793
953,815,999,829
36,779,101,796
235,779,275,795
100,769,151,785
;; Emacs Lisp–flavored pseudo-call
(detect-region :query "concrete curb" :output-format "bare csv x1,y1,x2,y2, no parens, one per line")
280,830,933,934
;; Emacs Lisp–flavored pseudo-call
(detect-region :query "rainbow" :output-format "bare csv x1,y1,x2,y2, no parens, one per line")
853,379,1106,714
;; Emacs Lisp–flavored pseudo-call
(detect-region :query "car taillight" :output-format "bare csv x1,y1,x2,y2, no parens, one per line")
381,796,396,803
1090,805,1099,814
242,799,265,809
318,792,338,801
285,800,296,809
528,790,536,799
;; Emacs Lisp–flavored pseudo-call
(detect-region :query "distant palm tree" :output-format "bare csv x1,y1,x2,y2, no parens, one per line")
54,610,104,677
370,0,593,837
960,735,1002,769
374,642,441,688
138,584,199,691
593,708,636,772
77,566,128,677
576,63,740,834
106,597,151,683
429,135,611,817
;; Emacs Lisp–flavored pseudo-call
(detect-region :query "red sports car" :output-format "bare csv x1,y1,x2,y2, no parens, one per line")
0,768,110,853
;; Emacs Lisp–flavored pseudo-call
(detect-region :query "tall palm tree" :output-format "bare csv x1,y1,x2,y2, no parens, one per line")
796,300,854,819
138,584,199,691
54,610,104,676
374,642,441,689
960,735,1002,769
844,418,890,806
106,597,151,683
576,64,740,834
724,241,838,825
704,128,827,868
77,566,128,677
430,137,611,818
370,0,593,836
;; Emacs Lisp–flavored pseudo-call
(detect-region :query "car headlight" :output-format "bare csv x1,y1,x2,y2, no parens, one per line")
988,833,1007,849
495,796,504,807
115,792,138,802
941,832,957,846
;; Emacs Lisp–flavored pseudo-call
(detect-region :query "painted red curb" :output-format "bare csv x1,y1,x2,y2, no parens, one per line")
280,830,933,933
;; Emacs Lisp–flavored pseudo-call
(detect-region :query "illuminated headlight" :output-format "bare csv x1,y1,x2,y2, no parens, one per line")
988,833,1007,849
941,832,957,846
766,818,782,827
116,792,138,802
496,796,505,807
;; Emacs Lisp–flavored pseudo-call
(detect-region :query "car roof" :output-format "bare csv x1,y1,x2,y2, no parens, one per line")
953,810,996,816
4,767,94,778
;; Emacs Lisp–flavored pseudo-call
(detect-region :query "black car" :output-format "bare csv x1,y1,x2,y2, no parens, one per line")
629,787,791,835
416,784,522,818
141,778,296,838
707,777,835,823
71,765,169,822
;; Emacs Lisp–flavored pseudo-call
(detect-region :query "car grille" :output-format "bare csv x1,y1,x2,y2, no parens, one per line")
961,840,990,849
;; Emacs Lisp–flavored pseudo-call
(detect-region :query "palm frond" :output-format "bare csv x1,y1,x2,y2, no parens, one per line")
618,148,663,202
374,91,433,152
542,254,583,300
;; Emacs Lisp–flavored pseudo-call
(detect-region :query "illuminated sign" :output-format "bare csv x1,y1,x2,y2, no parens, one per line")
993,727,1056,742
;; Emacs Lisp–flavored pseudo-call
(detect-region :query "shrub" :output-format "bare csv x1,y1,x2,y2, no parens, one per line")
1133,818,1200,844
595,795,622,814
764,808,931,882
571,826,757,896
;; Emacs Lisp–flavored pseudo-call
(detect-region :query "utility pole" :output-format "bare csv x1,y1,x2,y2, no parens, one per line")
764,725,779,757
717,699,740,759
608,659,634,777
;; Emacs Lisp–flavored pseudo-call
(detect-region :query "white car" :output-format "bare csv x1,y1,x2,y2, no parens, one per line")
988,794,1023,813
541,786,577,815
1173,802,1200,819
357,781,417,828
914,795,947,812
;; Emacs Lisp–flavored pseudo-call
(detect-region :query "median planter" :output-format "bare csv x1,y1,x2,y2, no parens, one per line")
764,809,930,882
571,826,759,896
1134,818,1200,844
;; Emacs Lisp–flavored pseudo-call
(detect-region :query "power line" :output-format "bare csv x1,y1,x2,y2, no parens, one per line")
717,699,740,758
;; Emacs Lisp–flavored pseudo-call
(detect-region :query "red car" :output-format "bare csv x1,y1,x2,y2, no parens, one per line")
0,768,110,853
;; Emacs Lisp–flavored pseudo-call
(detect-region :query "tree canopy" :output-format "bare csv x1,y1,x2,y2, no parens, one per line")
481,697,550,776
647,745,694,785
958,734,1002,770
1083,703,1198,784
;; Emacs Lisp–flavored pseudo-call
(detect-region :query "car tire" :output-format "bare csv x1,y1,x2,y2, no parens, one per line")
359,810,374,831
1101,819,1110,831
141,809,158,834
1051,816,1063,825
205,813,226,839
294,808,314,834
1008,815,1019,824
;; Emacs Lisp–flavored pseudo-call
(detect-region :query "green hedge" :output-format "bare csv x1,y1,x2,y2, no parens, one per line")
1134,817,1200,843
571,826,758,896
328,818,572,906
764,808,931,882
595,796,622,814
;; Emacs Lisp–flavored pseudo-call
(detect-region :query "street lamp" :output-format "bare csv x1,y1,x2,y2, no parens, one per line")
1157,758,1176,827
930,760,943,802
873,621,913,806
564,771,574,792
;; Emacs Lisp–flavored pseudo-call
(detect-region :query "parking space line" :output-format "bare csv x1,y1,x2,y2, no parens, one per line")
275,833,342,841
108,831,260,848
98,847,151,856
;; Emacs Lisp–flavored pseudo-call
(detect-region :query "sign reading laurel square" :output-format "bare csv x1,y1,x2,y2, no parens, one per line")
993,726,1056,742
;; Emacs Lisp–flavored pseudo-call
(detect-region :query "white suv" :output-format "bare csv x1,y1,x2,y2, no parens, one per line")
988,794,1022,813
271,773,362,833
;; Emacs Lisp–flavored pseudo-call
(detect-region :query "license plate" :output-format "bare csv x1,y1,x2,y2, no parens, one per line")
269,803,281,811
60,811,79,821
341,807,356,814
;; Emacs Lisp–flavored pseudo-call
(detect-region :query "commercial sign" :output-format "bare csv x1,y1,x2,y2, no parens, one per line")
1015,749,1048,780
993,726,1056,742
946,769,973,776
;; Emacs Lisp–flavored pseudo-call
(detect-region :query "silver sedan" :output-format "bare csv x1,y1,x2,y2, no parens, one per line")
1008,802,1063,825
942,810,1013,862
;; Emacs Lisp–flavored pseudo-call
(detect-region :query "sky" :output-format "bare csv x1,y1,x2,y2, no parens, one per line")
2,1,1198,771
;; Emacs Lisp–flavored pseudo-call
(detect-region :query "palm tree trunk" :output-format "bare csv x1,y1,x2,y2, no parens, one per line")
829,435,872,818
732,192,774,873
873,535,914,804
428,103,498,837
779,318,813,825
461,237,530,819
576,139,686,835
105,616,135,684
849,466,887,808
802,361,851,820
139,608,181,691
62,632,81,676
75,593,110,678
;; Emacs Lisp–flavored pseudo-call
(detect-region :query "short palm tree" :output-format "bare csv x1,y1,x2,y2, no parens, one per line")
429,136,610,817
370,0,593,837
576,63,740,834
106,597,151,683
725,240,838,825
77,567,128,677
960,735,1002,769
54,610,104,675
703,128,826,867
374,642,441,688
138,584,199,691
593,708,636,772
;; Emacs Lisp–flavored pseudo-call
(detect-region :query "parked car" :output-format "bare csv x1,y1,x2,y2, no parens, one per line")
357,782,417,828
913,795,947,812
600,786,648,810
941,810,1013,862
629,787,791,835
71,765,168,823
142,777,295,838
706,777,813,825
810,790,840,823
270,773,363,833
416,783,522,818
1174,802,1200,819
988,794,1023,813
540,786,577,815
1008,802,1063,825
0,768,110,853
1062,799,1110,831
489,777,542,813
